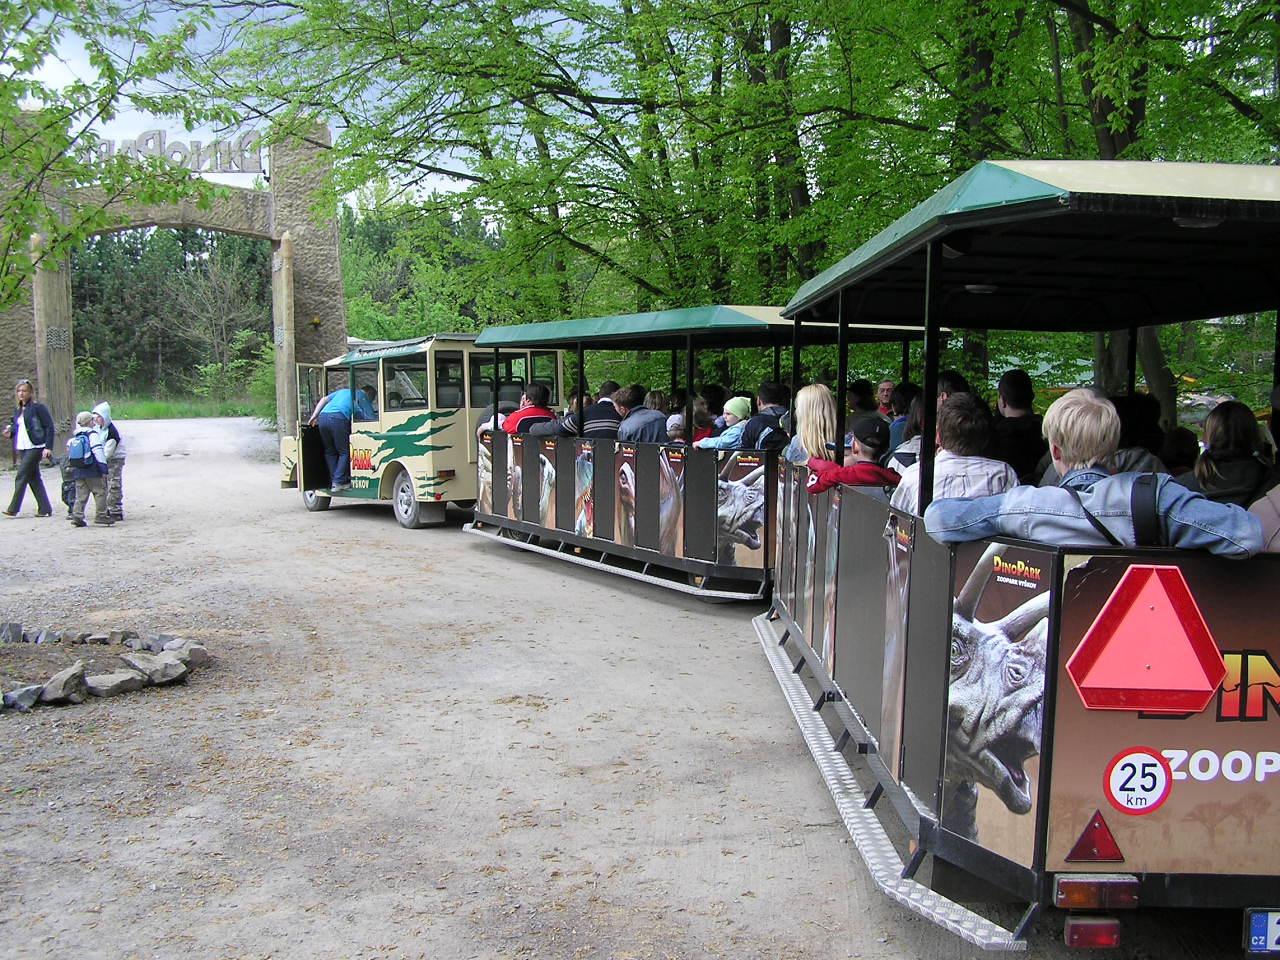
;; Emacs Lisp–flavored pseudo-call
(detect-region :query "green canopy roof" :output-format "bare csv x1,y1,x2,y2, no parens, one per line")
327,333,477,366
476,304,925,351
785,160,1280,332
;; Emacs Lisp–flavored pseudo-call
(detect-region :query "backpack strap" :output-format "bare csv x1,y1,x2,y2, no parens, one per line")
1065,486,1123,547
1130,472,1161,547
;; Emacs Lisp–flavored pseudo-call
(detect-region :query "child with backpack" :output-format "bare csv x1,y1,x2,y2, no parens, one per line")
66,411,113,527
92,401,126,521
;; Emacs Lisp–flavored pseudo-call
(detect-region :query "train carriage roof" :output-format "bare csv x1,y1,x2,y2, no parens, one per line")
326,332,479,366
476,304,928,350
784,160,1280,332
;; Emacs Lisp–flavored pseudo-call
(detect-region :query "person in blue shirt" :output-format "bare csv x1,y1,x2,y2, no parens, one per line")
307,385,378,490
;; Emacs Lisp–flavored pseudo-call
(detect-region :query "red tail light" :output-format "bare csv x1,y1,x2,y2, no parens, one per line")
1064,915,1122,948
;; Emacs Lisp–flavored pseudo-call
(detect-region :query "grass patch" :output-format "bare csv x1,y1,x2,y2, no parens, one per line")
76,396,275,421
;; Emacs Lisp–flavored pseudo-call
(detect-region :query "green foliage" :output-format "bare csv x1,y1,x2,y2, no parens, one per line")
0,0,234,307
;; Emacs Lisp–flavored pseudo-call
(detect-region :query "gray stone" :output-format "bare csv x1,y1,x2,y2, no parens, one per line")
120,651,189,686
2,685,43,713
39,661,88,705
126,636,147,650
144,633,174,653
1,623,23,643
85,671,147,698
165,643,210,669
108,629,127,644
89,633,111,645
34,629,58,644
70,633,89,645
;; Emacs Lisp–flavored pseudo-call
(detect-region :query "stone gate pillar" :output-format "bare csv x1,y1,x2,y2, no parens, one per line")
268,124,347,369
31,242,75,433
272,231,298,432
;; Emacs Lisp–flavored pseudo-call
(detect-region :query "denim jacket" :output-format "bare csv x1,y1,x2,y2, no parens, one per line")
924,467,1263,558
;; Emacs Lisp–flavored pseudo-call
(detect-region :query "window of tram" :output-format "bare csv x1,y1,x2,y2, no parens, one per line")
434,351,464,409
351,363,379,421
384,358,429,410
531,351,559,405
324,366,350,395
469,353,529,408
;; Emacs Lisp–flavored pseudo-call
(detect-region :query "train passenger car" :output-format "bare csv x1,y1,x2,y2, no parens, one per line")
759,160,1280,950
280,334,563,527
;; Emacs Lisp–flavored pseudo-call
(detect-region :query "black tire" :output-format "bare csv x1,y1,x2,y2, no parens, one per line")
303,487,331,512
393,471,426,529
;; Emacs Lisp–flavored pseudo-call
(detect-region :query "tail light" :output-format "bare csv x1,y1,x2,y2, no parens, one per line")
1064,915,1122,948
437,470,456,479
1055,874,1139,910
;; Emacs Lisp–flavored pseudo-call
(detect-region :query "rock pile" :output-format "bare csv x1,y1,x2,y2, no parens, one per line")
0,624,211,714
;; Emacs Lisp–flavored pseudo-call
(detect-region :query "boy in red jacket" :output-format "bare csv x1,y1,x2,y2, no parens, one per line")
807,415,901,493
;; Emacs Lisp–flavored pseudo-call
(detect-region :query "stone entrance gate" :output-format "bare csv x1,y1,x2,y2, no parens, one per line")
0,124,348,434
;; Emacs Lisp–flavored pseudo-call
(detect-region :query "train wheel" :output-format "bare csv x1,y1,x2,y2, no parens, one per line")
393,471,426,529
302,488,331,512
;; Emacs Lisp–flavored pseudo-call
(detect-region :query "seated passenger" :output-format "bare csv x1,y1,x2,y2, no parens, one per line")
925,388,1263,557
806,415,900,492
784,384,838,465
614,384,669,443
1039,392,1164,485
890,392,1017,514
740,381,790,450
666,413,686,445
876,379,894,417
1173,400,1277,506
501,383,555,434
1161,425,1200,477
988,368,1047,483
886,382,920,452
476,401,518,436
529,381,622,439
693,396,751,449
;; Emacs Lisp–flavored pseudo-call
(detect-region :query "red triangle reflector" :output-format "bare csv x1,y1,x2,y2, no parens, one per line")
1065,809,1125,862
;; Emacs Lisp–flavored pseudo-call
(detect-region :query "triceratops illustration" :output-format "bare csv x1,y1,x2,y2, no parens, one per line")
716,453,767,554
941,542,1050,842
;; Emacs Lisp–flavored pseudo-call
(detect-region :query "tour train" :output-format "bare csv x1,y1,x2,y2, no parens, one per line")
281,161,1280,952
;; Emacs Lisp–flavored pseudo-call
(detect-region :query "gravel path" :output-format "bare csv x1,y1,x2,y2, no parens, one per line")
0,418,1247,959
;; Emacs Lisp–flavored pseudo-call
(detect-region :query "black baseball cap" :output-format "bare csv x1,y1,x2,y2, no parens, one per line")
850,414,889,451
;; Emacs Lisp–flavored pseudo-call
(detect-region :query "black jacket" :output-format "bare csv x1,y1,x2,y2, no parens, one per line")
7,402,56,452
1174,454,1278,507
529,398,622,439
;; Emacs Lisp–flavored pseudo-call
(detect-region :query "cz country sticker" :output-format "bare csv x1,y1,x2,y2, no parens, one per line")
1104,746,1173,816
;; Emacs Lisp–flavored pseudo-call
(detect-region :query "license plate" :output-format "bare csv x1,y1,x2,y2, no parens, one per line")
1246,910,1280,953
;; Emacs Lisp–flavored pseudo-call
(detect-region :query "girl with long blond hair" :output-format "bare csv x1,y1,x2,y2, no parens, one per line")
784,383,839,464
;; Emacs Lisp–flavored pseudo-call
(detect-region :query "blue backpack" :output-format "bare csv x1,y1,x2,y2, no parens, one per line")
67,433,95,469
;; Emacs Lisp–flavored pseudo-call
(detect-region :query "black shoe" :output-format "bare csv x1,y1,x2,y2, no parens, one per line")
2,510,16,518
70,517,87,527
93,517,115,526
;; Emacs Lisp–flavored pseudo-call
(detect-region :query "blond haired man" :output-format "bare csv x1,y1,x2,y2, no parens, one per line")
924,388,1262,557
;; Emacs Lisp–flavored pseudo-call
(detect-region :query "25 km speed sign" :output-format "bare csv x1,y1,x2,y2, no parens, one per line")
1104,747,1173,816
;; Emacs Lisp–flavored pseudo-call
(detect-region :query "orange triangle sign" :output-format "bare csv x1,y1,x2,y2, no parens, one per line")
1065,809,1124,862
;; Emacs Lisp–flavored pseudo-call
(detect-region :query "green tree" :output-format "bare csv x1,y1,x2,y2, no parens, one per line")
0,0,232,307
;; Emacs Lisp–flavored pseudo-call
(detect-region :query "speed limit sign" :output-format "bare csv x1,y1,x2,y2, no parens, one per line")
1104,747,1173,816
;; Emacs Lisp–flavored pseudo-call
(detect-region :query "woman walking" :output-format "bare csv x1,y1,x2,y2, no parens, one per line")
3,378,56,518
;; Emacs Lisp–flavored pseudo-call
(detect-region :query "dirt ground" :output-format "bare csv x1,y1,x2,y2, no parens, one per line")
0,419,1250,960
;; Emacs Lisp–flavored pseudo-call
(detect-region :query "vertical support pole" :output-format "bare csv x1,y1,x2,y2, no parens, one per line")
919,243,943,515
670,349,678,394
900,339,910,385
1126,324,1138,396
685,335,695,438
791,316,802,420
493,346,500,420
577,342,586,426
1271,308,1280,448
773,343,781,382
835,290,849,449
